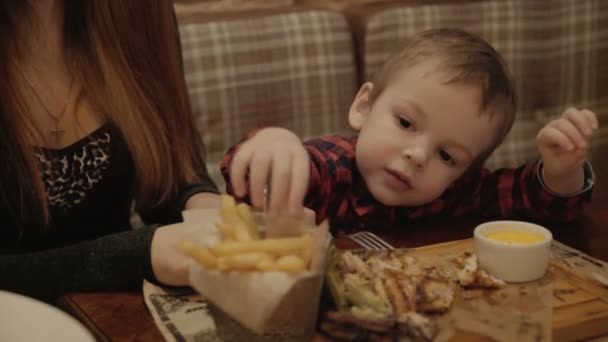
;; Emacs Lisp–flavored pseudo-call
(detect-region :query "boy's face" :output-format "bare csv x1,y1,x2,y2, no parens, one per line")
349,60,501,206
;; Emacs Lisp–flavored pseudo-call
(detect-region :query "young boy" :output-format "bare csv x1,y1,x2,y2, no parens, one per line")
220,28,598,235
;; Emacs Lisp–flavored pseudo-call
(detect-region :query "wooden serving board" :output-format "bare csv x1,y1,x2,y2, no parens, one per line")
412,239,608,342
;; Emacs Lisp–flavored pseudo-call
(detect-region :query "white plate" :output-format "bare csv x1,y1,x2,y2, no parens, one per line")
0,291,95,342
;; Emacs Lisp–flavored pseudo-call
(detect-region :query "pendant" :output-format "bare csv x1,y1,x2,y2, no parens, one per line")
50,122,64,139
50,128,65,136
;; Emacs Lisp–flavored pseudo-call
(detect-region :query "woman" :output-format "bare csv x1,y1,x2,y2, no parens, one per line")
0,0,219,301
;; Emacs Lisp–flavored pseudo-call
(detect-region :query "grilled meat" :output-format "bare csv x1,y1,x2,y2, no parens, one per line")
325,249,505,341
454,252,506,288
417,277,454,313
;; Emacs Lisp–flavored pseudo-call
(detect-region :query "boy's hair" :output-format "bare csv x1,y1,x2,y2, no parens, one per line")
369,28,517,168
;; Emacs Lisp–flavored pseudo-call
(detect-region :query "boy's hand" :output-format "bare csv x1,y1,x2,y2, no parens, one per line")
229,127,310,217
536,107,598,194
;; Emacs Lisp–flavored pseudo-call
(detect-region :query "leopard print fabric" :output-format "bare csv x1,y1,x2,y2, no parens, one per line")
34,128,112,208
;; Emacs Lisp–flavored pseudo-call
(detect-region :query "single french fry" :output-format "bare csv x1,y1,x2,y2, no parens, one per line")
295,248,313,270
219,195,238,224
256,258,276,272
258,253,274,265
178,241,217,269
178,240,197,255
215,222,235,240
210,234,313,256
219,207,237,224
224,252,272,271
275,254,306,273
216,256,230,271
233,221,253,242
221,194,237,208
236,203,259,239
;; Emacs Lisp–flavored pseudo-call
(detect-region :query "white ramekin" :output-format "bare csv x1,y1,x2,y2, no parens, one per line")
474,220,553,282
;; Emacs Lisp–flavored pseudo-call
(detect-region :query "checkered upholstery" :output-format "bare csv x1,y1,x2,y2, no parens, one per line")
360,0,608,170
178,9,357,189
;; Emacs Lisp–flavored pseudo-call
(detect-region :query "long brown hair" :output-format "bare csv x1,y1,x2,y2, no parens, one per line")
0,0,203,230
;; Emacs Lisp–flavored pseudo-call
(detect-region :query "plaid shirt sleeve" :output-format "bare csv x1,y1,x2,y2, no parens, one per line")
302,136,356,223
440,160,594,222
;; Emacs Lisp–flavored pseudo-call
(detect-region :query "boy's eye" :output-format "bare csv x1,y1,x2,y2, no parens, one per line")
397,116,413,129
439,150,455,164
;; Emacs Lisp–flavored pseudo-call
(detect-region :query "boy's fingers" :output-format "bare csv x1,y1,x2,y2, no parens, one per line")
539,126,574,151
287,150,310,216
302,207,316,225
230,145,254,197
561,107,579,117
581,109,599,131
268,151,291,216
249,152,272,208
563,108,593,136
551,119,587,149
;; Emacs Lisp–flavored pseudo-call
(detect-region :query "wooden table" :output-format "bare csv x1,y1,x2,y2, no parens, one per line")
58,186,608,341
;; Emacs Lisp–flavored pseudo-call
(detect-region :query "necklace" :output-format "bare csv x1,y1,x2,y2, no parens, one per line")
15,62,75,142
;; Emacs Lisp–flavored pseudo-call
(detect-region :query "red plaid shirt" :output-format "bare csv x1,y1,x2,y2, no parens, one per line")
221,135,594,235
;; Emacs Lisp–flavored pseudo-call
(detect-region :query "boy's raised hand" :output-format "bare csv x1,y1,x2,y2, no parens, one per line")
536,107,598,194
229,127,310,217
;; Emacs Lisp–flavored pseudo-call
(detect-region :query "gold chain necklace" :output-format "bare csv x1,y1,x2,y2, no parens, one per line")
15,62,75,143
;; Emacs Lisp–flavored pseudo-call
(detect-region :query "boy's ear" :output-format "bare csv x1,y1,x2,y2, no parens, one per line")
348,82,374,131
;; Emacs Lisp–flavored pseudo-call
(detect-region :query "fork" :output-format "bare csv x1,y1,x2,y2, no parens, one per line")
347,231,395,250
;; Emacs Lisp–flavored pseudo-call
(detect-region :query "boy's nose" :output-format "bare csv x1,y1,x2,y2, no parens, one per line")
402,146,428,169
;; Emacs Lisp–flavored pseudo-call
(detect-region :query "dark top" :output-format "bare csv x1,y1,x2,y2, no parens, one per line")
0,123,218,301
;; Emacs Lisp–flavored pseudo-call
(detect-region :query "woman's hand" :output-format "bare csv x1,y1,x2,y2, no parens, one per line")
150,223,194,286
185,192,221,210
536,107,598,194
229,127,310,218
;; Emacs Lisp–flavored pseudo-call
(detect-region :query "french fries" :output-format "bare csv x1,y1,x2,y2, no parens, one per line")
179,194,312,274
179,241,217,269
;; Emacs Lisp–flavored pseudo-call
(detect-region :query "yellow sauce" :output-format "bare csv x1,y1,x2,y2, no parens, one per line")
485,231,545,244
